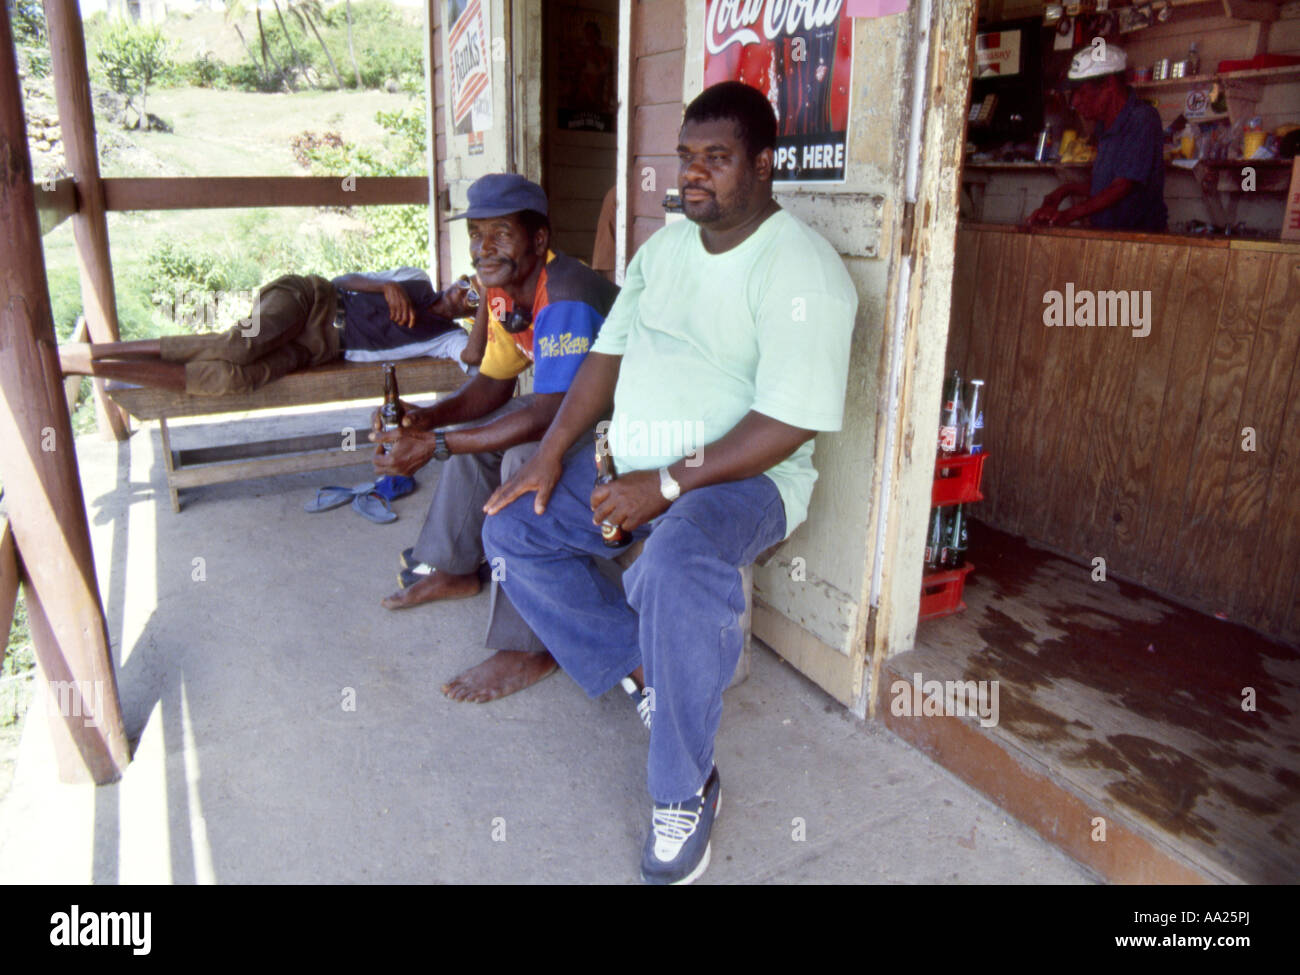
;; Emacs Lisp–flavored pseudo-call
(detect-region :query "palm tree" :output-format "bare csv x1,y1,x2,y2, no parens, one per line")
270,0,313,87
288,0,345,90
221,2,264,85
345,0,362,88
258,9,296,90
222,0,292,91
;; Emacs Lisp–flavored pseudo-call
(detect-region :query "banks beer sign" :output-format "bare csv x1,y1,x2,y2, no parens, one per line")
704,0,854,182
447,0,493,136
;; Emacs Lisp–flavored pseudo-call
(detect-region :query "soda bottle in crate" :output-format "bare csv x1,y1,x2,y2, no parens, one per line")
938,370,963,457
965,379,984,455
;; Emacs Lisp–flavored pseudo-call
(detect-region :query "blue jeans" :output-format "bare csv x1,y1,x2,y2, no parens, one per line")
482,449,786,803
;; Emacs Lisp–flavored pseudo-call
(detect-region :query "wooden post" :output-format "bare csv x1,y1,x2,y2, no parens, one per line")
0,519,17,672
44,0,130,442
0,3,130,783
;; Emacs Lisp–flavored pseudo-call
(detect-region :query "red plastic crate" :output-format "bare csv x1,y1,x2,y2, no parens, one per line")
932,452,987,507
919,563,974,620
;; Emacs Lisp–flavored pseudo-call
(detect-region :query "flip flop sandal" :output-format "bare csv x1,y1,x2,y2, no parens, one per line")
398,564,434,588
305,486,358,513
400,546,420,569
373,475,416,502
351,490,397,524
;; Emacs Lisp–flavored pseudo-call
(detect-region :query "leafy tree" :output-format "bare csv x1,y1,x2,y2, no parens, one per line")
223,0,295,92
270,0,311,86
9,0,44,43
344,0,362,88
94,21,172,129
288,0,345,90
9,0,49,78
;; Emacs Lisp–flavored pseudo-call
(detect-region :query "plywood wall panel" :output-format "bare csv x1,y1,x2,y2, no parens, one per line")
943,228,979,376
977,232,1029,522
1140,247,1227,594
1215,253,1300,619
996,233,1062,538
1237,253,1300,634
1107,242,1188,570
1172,250,1268,601
1022,236,1085,544
1072,240,1145,563
1040,237,1115,553
947,226,1300,644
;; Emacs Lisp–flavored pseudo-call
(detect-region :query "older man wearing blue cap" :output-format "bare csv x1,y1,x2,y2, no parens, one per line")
372,172,620,703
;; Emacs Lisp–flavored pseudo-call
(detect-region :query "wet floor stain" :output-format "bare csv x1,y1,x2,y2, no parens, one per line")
916,520,1300,880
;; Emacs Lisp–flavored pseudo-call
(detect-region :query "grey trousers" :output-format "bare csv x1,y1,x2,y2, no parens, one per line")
411,397,597,654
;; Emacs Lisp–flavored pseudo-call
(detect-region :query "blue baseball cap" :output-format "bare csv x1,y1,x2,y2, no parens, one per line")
449,173,549,220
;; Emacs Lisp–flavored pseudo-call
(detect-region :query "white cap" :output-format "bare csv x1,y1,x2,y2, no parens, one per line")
1067,44,1127,81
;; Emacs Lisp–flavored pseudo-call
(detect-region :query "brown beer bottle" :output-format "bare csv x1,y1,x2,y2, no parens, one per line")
594,430,632,548
380,363,404,455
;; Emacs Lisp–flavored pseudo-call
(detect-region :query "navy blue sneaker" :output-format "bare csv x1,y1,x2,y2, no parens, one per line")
640,766,721,885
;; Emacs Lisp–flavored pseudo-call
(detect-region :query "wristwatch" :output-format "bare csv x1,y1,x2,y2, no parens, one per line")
433,430,451,461
658,465,681,502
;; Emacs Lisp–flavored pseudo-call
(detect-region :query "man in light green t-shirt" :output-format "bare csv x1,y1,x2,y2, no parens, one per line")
482,81,857,884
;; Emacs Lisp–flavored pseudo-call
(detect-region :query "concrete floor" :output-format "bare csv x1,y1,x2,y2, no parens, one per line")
0,402,1097,884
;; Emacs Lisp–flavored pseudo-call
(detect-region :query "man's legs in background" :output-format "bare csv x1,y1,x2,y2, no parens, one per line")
441,432,596,702
57,275,335,395
382,398,537,612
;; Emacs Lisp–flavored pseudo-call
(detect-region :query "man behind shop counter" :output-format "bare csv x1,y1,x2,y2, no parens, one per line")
1028,44,1168,232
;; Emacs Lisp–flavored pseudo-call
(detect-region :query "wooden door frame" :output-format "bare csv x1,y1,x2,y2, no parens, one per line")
865,0,979,716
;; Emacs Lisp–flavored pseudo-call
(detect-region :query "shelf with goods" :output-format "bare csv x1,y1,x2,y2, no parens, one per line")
1133,64,1300,129
919,373,986,623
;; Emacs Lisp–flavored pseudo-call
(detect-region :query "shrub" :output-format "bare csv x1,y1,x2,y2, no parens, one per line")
222,59,281,93
94,21,172,128
22,47,50,79
358,44,422,90
301,96,430,268
290,130,344,169
179,52,224,89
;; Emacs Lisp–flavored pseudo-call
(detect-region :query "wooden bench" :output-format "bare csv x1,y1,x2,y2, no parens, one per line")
104,357,469,512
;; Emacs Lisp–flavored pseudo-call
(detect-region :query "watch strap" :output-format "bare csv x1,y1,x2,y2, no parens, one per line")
659,465,681,502
434,430,451,461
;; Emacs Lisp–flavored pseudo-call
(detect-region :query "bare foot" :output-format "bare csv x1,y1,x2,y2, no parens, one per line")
441,650,557,703
382,569,480,610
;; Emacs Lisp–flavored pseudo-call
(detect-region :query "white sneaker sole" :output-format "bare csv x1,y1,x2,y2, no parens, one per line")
671,842,711,885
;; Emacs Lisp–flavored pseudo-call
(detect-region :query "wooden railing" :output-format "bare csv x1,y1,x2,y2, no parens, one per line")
35,174,428,236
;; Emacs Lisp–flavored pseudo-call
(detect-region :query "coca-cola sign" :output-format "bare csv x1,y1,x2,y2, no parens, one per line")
706,0,846,55
703,0,853,182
